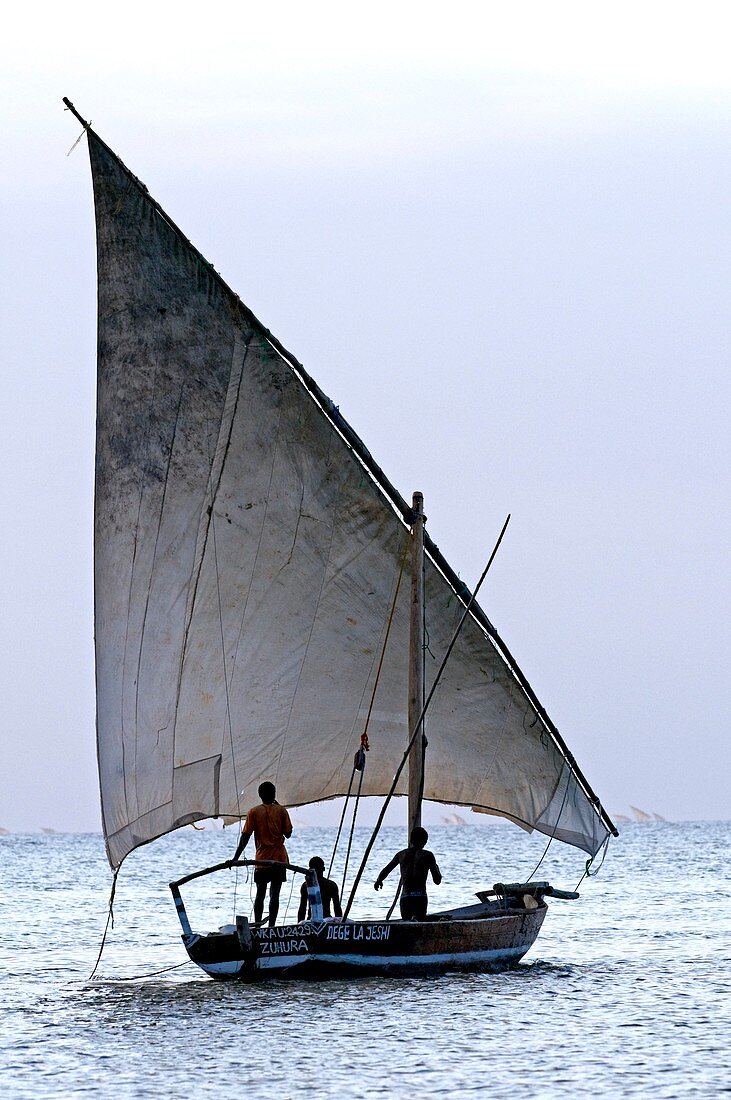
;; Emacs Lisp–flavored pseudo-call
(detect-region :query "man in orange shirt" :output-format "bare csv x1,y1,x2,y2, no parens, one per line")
234,781,293,927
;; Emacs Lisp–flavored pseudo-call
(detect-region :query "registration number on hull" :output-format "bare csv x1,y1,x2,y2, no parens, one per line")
254,922,391,954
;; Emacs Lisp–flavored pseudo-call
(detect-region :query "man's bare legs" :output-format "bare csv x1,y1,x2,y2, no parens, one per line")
253,878,283,926
268,880,282,927
254,881,267,925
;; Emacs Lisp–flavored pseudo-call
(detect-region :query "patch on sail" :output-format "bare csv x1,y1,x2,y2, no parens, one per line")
173,755,222,825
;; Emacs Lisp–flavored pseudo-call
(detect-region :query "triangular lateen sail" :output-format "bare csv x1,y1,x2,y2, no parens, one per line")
89,131,611,869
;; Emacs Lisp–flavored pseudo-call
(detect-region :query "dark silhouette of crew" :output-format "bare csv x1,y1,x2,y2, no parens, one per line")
297,856,342,922
374,825,442,919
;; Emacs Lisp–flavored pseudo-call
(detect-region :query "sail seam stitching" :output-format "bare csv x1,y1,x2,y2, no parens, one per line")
319,530,410,793
130,380,186,824
223,359,289,800
171,332,250,783
272,433,339,786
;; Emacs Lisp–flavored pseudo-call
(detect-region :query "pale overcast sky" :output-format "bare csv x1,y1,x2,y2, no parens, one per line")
1,2,729,831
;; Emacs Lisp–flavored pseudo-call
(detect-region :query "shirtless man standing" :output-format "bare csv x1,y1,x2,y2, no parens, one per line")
373,826,442,919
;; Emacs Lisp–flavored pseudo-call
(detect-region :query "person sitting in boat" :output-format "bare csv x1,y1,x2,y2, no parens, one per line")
233,781,293,927
297,856,342,922
373,826,442,919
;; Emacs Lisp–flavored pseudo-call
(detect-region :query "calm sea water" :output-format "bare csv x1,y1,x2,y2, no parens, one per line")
2,821,730,1098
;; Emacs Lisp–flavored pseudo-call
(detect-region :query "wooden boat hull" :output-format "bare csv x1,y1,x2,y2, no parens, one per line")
182,905,547,981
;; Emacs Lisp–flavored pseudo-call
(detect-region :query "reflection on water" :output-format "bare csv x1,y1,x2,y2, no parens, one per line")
2,823,730,1098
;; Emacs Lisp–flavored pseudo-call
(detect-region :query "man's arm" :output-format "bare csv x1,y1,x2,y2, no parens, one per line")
429,853,442,885
233,829,252,862
331,882,342,918
282,807,293,840
374,853,402,890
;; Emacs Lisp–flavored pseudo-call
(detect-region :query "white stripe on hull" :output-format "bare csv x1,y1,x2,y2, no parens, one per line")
197,943,531,978
307,945,530,969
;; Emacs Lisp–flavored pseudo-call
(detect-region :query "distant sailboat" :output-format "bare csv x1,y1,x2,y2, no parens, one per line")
41,827,57,835
652,812,666,822
0,827,10,836
614,814,632,824
441,813,467,826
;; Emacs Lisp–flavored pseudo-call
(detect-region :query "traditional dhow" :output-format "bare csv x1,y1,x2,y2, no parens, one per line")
66,95,617,982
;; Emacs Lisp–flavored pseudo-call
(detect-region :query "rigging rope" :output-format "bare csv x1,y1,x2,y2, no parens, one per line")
211,509,243,913
520,765,610,893
65,112,92,157
282,872,297,925
522,758,572,883
575,834,611,891
359,539,409,735
210,509,241,822
385,878,402,921
209,464,246,915
343,515,511,920
327,541,408,878
340,740,368,899
327,761,358,878
88,867,120,981
90,960,192,983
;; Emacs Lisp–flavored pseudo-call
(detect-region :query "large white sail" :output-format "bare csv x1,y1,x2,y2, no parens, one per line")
89,133,610,869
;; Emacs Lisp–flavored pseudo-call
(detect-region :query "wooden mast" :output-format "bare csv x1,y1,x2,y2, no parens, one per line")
407,491,425,839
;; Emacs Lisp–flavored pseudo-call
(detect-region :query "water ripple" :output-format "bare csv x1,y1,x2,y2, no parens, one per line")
2,823,730,1098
